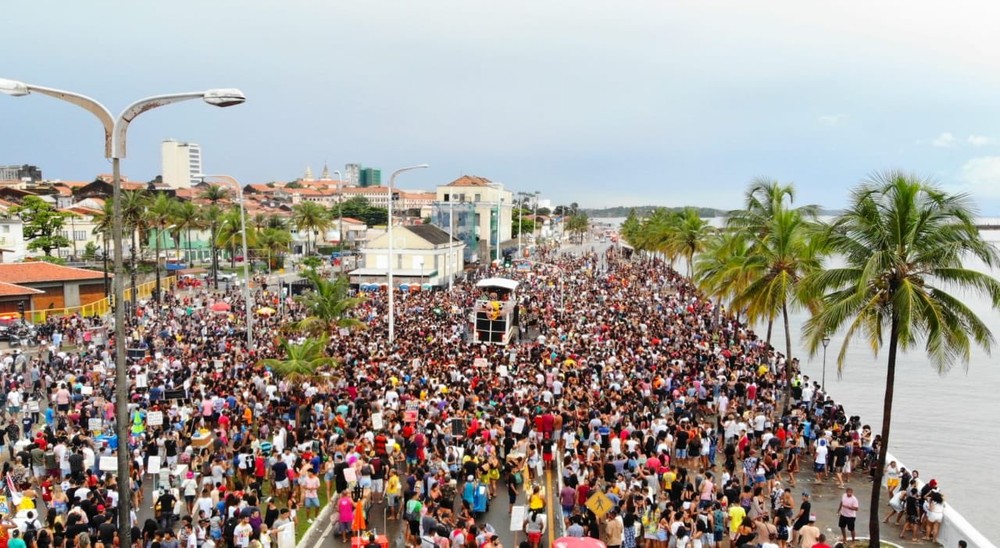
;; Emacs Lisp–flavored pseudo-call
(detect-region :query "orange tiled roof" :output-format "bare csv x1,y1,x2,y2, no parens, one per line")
444,175,494,187
0,262,107,284
0,281,44,297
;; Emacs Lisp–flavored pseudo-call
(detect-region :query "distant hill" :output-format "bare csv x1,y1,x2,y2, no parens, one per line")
582,206,843,218
582,206,728,218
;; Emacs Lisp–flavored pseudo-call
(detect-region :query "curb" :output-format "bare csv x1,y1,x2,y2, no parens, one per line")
295,500,335,548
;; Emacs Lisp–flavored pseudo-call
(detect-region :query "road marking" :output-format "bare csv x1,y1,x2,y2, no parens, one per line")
546,467,556,547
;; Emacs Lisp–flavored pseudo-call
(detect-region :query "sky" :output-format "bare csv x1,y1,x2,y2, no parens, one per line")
4,1,1000,213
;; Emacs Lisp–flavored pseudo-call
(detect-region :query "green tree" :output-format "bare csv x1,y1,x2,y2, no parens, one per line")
81,241,100,261
661,208,714,277
565,214,589,244
694,230,754,325
12,195,71,256
257,227,292,269
199,185,230,286
171,201,201,267
216,206,252,269
258,336,337,381
148,193,175,301
803,172,1000,547
294,270,366,337
620,209,642,245
292,201,330,255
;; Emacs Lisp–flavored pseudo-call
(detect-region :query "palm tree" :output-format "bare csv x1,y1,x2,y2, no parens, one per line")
663,208,714,277
147,193,175,301
292,201,330,255
171,201,201,268
727,179,819,344
121,190,149,305
258,336,337,381
565,214,589,244
215,206,250,269
199,185,230,287
293,269,366,337
802,172,1000,547
735,207,823,403
256,227,292,270
694,230,754,324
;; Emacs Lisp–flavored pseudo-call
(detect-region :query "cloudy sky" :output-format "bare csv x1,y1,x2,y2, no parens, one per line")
4,1,1000,213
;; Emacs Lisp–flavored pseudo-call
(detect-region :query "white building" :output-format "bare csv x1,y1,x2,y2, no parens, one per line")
435,175,513,249
352,224,464,288
161,139,203,189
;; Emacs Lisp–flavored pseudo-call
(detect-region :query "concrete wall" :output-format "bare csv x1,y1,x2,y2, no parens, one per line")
884,452,996,548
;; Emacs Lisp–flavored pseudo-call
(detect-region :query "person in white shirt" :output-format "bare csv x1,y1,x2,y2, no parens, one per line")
233,516,253,547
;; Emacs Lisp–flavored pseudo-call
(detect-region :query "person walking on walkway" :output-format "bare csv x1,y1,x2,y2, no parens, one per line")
837,487,859,545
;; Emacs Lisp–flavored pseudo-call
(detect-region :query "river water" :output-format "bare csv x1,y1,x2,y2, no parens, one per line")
596,218,1000,541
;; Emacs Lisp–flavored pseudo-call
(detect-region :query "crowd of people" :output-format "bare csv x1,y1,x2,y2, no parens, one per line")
0,240,952,548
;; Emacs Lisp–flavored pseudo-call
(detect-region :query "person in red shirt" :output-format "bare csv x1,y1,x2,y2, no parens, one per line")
812,533,832,548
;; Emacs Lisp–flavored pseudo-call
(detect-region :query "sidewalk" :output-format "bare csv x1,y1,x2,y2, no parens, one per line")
795,465,938,548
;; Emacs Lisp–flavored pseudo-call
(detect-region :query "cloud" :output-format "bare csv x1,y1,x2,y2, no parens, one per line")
932,132,957,147
957,156,1000,198
818,114,846,126
968,134,993,146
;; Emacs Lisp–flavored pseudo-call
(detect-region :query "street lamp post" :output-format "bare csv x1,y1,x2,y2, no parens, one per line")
495,198,503,263
821,335,831,392
0,78,245,548
387,164,429,344
198,174,254,351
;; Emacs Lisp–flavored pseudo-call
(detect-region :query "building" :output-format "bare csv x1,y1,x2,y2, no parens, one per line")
0,262,108,310
359,167,381,187
0,164,42,182
435,175,513,259
161,139,203,188
344,164,361,185
351,224,464,288
0,215,26,262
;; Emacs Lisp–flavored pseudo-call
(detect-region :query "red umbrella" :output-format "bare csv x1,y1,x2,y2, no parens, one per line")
210,302,231,312
554,538,607,548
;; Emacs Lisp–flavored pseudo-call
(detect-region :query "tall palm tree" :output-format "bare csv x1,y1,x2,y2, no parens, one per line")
216,206,254,269
293,270,366,337
171,201,200,268
733,207,823,404
802,171,1000,548
727,178,819,344
199,185,230,287
258,336,337,381
292,201,330,255
92,199,114,297
147,193,175,301
121,190,149,306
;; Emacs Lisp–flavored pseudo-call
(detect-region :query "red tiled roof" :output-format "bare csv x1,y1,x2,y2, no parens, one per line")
0,281,44,297
0,262,108,284
444,175,494,187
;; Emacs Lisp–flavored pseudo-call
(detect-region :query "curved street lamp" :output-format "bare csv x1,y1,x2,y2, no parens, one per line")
0,78,245,548
387,164,429,344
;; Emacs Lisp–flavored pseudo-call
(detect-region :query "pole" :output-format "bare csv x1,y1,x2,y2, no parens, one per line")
495,199,502,263
387,184,395,344
448,199,454,291
238,187,253,351
821,336,830,392
111,157,130,544
386,164,429,344
334,170,344,271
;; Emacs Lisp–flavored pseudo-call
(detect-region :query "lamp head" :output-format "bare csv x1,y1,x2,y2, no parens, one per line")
822,335,831,348
0,78,30,97
202,88,246,108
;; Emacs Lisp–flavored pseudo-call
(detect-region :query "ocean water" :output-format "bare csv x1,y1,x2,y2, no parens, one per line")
598,217,1000,541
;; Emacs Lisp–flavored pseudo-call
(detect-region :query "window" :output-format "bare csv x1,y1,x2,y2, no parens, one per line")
75,231,87,241
1,225,8,233
60,231,70,240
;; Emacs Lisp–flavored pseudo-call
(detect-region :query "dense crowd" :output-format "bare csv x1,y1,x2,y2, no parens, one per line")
0,242,950,548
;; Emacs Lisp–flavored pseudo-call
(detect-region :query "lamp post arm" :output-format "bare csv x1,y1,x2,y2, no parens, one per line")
24,85,115,158
113,92,210,158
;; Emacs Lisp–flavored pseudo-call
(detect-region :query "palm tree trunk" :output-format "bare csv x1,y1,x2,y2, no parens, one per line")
869,315,899,547
211,224,219,288
782,300,793,411
154,226,162,302
765,317,774,344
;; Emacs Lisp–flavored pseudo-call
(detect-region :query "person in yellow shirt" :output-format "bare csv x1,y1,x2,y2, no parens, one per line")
385,470,402,520
727,500,747,542
528,484,545,511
